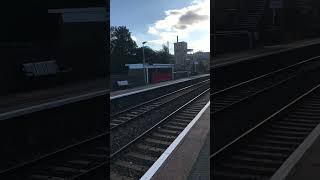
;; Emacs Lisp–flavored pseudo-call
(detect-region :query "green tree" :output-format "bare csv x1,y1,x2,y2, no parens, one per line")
136,45,174,64
156,45,174,64
134,46,157,64
110,26,138,73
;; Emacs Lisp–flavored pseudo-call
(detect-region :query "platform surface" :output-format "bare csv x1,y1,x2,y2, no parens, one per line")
149,104,210,180
281,123,320,180
187,132,210,180
213,38,320,67
0,78,107,115
110,74,209,99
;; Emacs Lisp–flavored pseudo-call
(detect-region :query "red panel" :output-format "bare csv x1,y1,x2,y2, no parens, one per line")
151,72,172,83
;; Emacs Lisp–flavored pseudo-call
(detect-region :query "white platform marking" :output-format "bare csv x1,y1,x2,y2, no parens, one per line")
140,101,210,180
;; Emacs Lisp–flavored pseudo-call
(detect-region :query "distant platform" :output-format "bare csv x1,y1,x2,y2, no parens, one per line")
0,78,107,119
213,38,320,68
110,74,209,100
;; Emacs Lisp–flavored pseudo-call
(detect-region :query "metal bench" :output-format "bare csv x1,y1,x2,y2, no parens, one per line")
22,60,69,77
117,80,129,89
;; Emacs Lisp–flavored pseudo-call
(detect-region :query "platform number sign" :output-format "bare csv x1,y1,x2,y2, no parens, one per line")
270,0,282,9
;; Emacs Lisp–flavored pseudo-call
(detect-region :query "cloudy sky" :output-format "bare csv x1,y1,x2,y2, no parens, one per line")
111,0,210,53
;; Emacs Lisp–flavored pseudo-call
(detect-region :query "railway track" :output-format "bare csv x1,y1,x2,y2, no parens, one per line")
0,90,108,179
111,80,210,154
0,79,209,179
0,133,108,179
211,69,320,178
212,56,320,113
110,88,210,179
110,79,209,130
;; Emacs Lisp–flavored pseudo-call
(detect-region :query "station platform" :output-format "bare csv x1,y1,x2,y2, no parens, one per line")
270,121,320,180
110,74,209,99
213,38,320,67
187,132,210,180
141,102,210,180
0,78,107,116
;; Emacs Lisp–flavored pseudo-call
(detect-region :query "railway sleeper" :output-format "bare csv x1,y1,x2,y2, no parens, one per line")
111,123,119,127
123,113,138,118
244,144,294,153
181,110,201,115
218,163,277,175
274,120,318,128
29,174,66,180
238,150,289,160
163,124,185,130
111,119,126,123
174,116,194,121
112,164,144,179
151,132,176,140
135,144,166,154
290,111,320,116
110,170,134,180
260,134,305,142
295,107,320,112
144,138,172,146
156,128,180,135
213,170,268,180
279,117,320,124
132,146,163,157
114,159,149,173
167,121,189,126
230,155,283,167
120,155,155,167
264,128,309,137
126,152,158,162
140,140,169,150
256,137,301,146
149,134,176,142
269,124,312,131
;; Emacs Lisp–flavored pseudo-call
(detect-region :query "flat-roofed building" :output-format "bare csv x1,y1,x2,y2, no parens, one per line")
174,41,188,66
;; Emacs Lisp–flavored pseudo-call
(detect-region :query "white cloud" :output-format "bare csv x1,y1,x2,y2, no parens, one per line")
147,27,159,35
147,0,210,51
188,38,210,52
131,35,137,42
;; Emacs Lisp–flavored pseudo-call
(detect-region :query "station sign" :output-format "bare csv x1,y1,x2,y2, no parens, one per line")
270,0,282,8
48,7,106,23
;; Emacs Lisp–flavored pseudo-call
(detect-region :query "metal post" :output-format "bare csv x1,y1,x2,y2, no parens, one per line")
272,8,276,25
146,66,149,84
212,0,217,57
142,41,147,84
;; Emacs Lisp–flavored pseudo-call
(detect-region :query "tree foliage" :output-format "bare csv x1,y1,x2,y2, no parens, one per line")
110,26,137,56
110,26,174,74
110,26,138,73
155,45,174,64
134,46,157,64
